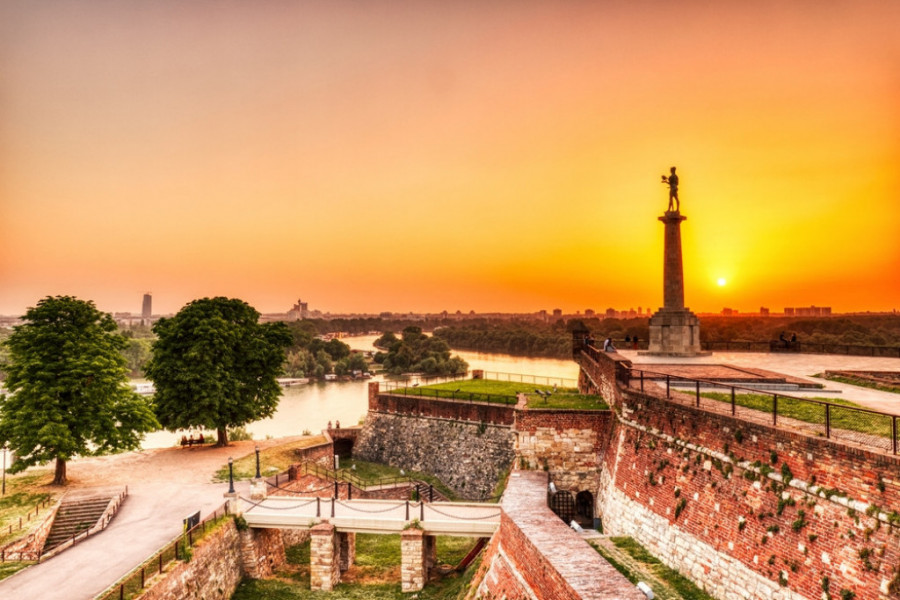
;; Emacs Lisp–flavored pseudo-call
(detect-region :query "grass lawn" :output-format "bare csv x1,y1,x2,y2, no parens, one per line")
393,379,608,410
820,373,900,395
213,435,329,482
232,534,479,600
590,536,715,600
0,469,57,545
701,392,892,438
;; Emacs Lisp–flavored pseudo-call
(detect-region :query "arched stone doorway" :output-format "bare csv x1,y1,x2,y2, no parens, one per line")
549,490,576,523
575,490,594,526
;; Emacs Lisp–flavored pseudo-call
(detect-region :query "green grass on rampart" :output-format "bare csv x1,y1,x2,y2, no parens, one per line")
701,392,891,438
590,536,715,600
393,379,608,410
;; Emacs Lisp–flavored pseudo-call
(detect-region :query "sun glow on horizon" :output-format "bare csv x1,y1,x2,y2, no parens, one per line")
1,2,899,316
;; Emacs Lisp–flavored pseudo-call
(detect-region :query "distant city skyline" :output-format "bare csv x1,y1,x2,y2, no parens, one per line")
2,2,899,317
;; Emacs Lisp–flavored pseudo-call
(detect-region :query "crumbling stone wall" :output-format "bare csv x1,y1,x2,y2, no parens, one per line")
353,410,515,500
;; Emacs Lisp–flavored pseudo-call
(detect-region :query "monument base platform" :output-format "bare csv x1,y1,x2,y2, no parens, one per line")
640,308,711,357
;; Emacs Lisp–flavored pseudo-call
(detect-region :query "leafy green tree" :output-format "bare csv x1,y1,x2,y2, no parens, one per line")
145,297,291,447
0,296,158,485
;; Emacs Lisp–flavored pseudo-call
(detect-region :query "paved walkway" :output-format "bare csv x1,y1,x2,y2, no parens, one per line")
620,350,900,415
0,439,289,600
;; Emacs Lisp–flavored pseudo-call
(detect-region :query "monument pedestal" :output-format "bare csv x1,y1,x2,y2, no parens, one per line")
640,208,710,357
640,308,710,357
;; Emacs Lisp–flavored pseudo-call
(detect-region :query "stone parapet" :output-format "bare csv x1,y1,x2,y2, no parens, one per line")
475,470,644,599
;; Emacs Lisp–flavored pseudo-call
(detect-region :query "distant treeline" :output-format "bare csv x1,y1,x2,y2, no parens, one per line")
698,314,900,347
428,314,900,359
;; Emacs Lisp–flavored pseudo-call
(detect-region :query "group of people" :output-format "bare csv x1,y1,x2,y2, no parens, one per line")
584,334,640,353
779,331,798,348
180,432,206,448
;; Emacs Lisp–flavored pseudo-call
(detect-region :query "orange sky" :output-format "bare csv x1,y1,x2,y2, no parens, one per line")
2,1,899,317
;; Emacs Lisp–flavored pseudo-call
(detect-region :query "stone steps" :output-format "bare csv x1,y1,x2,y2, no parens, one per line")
43,497,112,552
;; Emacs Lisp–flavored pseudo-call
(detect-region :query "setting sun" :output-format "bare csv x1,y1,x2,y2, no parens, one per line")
717,278,727,287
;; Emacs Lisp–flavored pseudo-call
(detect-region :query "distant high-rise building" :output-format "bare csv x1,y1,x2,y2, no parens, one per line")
142,293,152,319
552,308,562,318
760,307,770,316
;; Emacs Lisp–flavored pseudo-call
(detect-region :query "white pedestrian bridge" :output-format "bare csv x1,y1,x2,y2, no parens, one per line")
242,496,502,537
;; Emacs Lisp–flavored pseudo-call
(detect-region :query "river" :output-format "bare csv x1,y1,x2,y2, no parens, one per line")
141,334,579,449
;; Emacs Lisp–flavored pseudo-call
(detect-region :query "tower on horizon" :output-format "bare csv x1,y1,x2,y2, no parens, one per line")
641,169,708,357
142,293,152,319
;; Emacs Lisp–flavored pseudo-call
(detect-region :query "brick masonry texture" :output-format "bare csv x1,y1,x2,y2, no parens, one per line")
581,348,900,600
475,470,645,600
515,410,613,493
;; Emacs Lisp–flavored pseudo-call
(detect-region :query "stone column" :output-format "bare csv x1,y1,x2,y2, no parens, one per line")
660,211,687,310
250,478,267,501
310,523,340,591
338,531,356,572
424,535,437,574
224,491,241,517
368,381,380,410
401,528,426,592
642,211,709,357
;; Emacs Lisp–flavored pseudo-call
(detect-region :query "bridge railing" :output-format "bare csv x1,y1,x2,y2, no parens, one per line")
296,461,413,492
628,367,900,455
380,381,518,405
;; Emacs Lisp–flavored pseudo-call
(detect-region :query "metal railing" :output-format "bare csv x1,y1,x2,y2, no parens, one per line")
94,502,230,600
380,381,518,405
477,371,578,388
0,497,55,561
628,367,900,455
701,340,900,357
292,462,445,502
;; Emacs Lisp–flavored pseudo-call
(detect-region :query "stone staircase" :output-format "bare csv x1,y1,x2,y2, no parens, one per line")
42,496,113,553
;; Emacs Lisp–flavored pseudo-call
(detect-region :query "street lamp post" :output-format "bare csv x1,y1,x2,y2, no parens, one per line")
2,443,7,496
228,457,235,494
255,445,261,479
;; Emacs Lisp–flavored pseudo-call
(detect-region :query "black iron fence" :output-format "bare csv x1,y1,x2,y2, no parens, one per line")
628,367,900,455
380,381,518,405
94,502,230,600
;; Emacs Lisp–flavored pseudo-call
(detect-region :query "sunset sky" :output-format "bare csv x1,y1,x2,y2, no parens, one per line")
2,1,899,317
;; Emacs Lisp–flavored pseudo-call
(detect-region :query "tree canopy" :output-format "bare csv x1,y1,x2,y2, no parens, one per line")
145,297,291,446
374,326,468,376
0,296,158,485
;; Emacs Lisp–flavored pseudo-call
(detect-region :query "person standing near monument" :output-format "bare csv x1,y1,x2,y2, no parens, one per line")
661,166,679,212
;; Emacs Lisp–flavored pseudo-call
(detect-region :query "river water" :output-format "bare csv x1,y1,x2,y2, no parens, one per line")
141,334,579,448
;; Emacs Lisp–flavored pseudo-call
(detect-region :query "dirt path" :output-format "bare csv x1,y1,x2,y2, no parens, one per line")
62,436,303,488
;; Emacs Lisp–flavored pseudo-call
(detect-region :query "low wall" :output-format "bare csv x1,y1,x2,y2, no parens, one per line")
0,500,60,561
136,520,244,600
368,382,516,425
472,470,644,600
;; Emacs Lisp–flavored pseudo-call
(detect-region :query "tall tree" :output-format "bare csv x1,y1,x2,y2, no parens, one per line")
0,296,158,485
145,297,291,446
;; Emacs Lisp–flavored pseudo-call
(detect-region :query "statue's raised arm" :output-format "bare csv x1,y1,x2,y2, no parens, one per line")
661,166,679,212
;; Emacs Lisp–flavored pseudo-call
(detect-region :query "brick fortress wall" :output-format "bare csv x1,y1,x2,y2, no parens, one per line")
585,349,900,600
